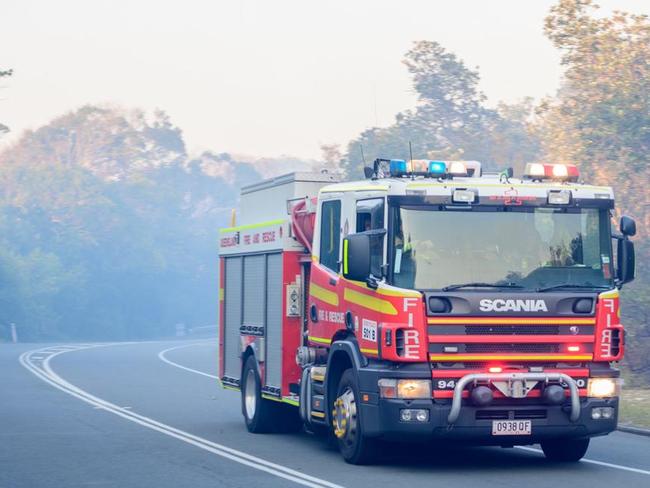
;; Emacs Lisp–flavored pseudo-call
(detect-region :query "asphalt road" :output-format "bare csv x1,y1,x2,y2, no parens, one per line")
2,340,649,488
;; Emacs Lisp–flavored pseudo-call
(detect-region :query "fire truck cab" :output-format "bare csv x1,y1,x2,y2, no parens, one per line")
218,160,637,464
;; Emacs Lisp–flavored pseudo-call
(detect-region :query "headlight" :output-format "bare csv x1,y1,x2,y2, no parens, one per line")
378,379,431,399
587,378,619,398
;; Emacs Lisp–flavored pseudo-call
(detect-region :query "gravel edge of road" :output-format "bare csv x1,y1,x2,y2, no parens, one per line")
618,425,650,437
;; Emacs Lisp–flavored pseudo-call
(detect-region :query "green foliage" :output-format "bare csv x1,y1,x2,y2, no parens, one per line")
0,106,262,341
342,3,650,384
344,42,539,177
538,0,650,382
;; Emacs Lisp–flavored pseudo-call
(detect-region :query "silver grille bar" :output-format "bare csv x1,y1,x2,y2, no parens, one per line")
447,372,580,424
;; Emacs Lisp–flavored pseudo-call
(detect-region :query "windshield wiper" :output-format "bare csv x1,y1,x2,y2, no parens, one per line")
442,282,524,292
536,283,610,292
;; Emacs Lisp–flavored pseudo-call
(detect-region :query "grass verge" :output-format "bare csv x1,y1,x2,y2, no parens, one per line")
619,388,650,429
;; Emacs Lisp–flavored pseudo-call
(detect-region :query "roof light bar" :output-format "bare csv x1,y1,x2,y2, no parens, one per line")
524,163,579,182
428,161,446,175
389,159,408,176
385,159,481,179
448,161,468,177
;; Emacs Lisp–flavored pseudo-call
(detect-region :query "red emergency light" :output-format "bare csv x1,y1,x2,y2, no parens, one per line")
524,163,580,182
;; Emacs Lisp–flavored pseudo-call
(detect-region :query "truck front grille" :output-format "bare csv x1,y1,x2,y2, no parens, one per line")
464,343,559,354
428,316,595,363
476,409,548,420
466,325,559,335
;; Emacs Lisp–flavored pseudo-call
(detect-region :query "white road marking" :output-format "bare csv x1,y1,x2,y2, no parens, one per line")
20,345,344,488
157,342,218,380
157,345,650,478
515,446,650,476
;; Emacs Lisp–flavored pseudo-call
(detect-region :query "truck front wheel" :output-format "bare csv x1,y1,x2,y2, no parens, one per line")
332,369,379,464
541,438,590,462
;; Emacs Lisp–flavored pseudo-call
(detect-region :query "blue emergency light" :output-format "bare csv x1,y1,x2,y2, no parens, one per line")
389,159,408,175
389,159,449,177
428,161,447,175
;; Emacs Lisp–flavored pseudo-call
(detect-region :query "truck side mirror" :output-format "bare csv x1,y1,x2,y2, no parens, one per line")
620,215,636,237
617,238,635,285
342,234,371,283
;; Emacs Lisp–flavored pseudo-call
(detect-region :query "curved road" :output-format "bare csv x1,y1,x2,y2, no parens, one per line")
2,340,649,487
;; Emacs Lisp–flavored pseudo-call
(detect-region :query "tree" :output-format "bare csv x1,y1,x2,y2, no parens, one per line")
319,143,344,174
0,105,266,340
344,42,540,176
0,68,12,135
538,0,650,382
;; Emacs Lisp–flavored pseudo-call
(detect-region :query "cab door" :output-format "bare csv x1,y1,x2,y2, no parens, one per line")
308,198,344,346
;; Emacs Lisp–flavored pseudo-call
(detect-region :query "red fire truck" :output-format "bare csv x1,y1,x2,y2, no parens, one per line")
218,160,636,464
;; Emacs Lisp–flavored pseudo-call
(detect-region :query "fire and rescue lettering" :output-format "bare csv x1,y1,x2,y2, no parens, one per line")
401,329,420,359
220,230,277,248
600,298,615,358
318,309,345,324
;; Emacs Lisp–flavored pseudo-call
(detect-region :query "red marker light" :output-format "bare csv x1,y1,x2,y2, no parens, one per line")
488,367,502,373
567,345,581,352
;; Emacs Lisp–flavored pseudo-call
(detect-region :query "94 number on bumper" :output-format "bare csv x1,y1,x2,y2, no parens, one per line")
492,420,531,436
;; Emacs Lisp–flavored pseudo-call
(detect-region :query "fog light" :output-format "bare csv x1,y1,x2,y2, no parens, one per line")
588,378,619,398
400,409,429,422
591,407,615,420
601,407,614,419
416,409,429,422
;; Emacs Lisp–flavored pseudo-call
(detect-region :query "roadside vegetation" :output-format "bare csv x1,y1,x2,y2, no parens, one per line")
1,0,649,392
620,389,650,429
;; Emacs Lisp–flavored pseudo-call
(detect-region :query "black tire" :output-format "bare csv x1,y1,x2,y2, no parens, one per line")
332,369,379,464
241,356,275,433
541,438,590,462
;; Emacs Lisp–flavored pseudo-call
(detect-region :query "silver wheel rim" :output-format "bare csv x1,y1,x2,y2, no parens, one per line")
244,369,257,420
332,387,358,447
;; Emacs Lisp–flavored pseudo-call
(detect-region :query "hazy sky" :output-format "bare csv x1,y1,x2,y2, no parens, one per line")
1,0,648,160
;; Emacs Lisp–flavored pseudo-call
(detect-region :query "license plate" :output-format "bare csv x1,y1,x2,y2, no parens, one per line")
492,420,531,436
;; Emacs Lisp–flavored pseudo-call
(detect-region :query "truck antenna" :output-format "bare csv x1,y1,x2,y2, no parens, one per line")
362,145,376,179
409,141,414,179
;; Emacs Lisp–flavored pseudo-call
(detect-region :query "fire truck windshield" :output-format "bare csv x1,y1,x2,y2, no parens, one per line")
390,206,614,291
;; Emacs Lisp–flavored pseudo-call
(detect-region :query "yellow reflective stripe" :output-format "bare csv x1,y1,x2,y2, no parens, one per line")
283,397,300,407
360,348,379,355
262,394,283,403
311,411,326,418
343,239,349,275
219,288,224,301
308,336,332,345
343,288,397,315
599,290,619,299
309,283,339,306
427,317,595,325
222,385,240,392
339,277,421,298
219,219,285,234
429,354,593,361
